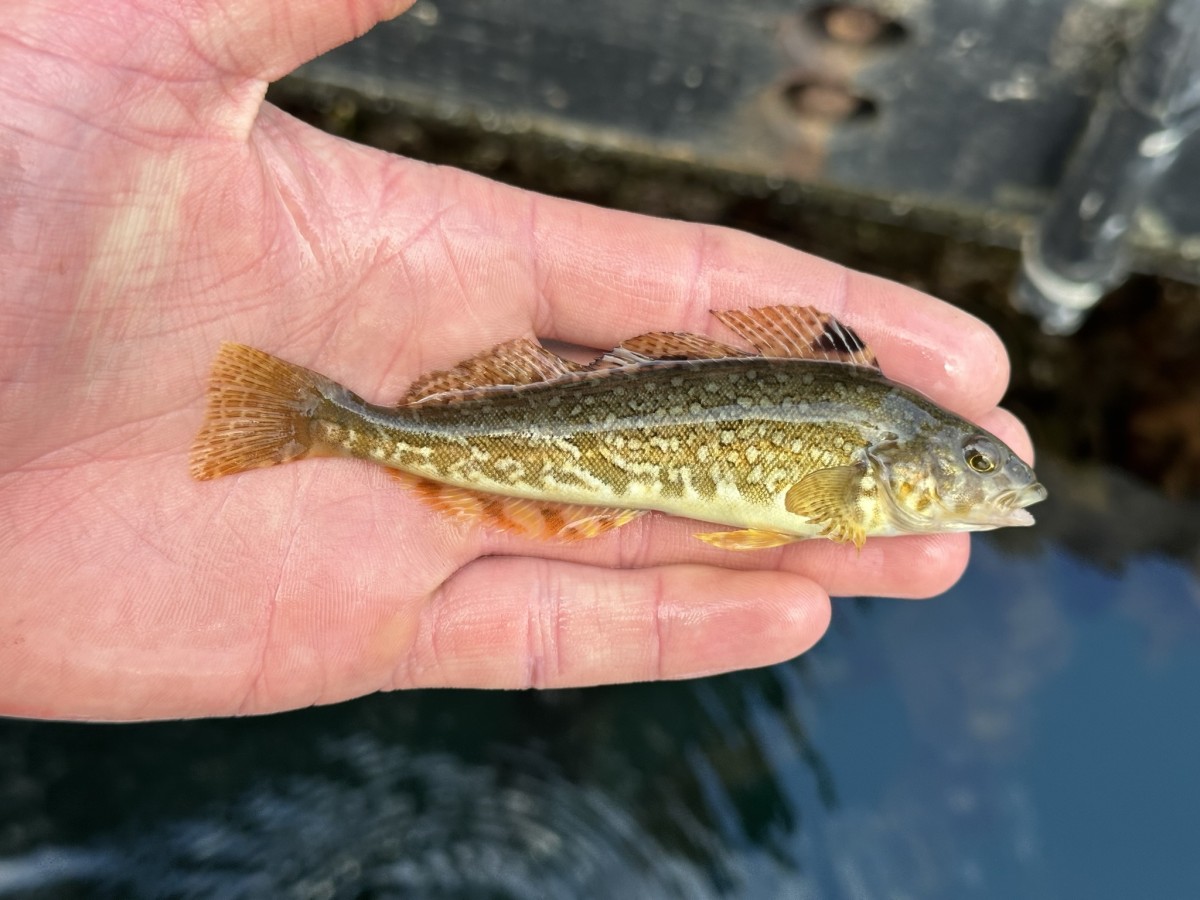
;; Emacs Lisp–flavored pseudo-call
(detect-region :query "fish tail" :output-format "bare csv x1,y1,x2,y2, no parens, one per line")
189,343,334,481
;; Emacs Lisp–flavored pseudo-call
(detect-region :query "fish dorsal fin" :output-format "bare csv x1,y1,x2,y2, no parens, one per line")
596,331,752,367
399,338,582,406
712,305,879,370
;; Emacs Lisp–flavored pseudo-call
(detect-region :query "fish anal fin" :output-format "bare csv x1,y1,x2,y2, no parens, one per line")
712,306,879,370
784,464,869,551
555,507,646,540
694,528,799,551
388,471,644,541
597,332,753,366
399,338,583,407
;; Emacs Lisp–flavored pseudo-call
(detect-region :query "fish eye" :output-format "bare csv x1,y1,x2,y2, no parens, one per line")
963,436,999,474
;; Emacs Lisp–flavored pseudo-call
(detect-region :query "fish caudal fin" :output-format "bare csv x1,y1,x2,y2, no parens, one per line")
190,343,331,481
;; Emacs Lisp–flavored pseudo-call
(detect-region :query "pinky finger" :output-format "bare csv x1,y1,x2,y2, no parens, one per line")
396,558,832,690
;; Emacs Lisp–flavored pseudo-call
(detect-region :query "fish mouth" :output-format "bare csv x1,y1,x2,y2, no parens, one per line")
987,482,1048,527
879,475,1049,534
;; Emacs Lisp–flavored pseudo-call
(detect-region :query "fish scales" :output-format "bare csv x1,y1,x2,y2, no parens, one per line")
312,359,934,526
190,305,1046,549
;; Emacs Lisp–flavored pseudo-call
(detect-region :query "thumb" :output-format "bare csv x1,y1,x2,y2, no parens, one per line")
193,0,415,83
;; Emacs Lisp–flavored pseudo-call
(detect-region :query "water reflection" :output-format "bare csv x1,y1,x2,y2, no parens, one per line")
2,458,1199,899
0,725,720,897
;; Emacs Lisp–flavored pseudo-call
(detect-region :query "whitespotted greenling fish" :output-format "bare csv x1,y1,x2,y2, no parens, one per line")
189,305,1046,550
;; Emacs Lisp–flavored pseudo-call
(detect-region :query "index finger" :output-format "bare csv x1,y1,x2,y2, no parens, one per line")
267,111,1012,423
528,197,1010,420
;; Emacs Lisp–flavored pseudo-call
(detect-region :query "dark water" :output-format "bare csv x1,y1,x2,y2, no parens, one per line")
2,451,1199,898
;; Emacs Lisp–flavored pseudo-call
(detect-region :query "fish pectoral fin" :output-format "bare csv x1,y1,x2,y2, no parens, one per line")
693,528,800,551
398,338,583,407
784,464,869,551
388,471,645,541
711,306,880,370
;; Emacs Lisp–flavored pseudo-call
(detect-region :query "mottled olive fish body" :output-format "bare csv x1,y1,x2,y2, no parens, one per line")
320,361,926,538
191,305,1046,550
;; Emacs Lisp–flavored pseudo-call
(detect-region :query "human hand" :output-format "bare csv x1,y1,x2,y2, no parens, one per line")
0,0,1032,720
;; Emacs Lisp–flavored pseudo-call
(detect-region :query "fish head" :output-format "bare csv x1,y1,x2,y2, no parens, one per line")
872,427,1047,533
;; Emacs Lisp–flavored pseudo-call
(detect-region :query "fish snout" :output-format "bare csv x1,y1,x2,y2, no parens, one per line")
1017,481,1048,507
989,480,1048,527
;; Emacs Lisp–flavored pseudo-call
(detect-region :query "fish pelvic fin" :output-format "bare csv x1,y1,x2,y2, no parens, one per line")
190,343,332,481
388,471,646,541
693,528,800,551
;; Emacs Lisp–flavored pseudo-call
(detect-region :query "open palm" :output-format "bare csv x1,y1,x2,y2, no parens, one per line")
0,0,1030,720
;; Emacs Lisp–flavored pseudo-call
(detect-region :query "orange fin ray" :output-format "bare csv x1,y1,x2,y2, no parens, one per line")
595,332,752,366
712,305,879,370
389,471,645,541
190,343,332,480
399,338,583,407
694,528,800,551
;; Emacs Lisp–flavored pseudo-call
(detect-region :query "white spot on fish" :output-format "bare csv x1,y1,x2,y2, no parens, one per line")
557,466,608,493
553,439,582,459
713,474,743,504
649,436,681,453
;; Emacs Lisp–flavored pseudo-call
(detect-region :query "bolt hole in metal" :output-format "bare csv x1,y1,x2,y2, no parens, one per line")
808,3,909,48
780,78,878,124
775,4,908,125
